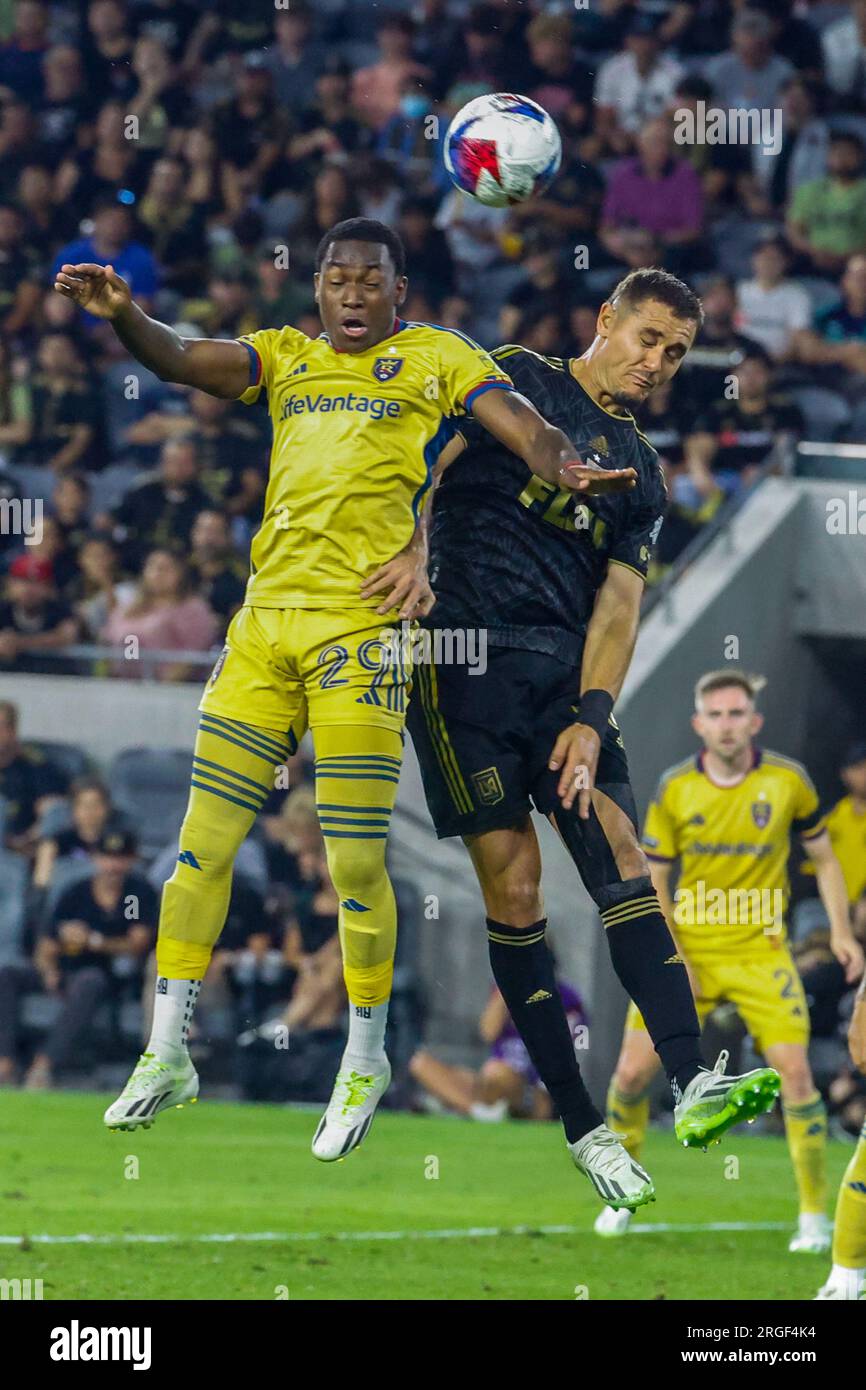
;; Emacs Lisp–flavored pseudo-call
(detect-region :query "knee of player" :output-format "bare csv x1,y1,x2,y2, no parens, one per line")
778,1055,815,1100
485,876,543,926
614,1050,656,1098
325,841,389,902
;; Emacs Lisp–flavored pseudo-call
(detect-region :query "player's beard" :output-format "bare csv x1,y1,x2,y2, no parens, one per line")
610,386,647,409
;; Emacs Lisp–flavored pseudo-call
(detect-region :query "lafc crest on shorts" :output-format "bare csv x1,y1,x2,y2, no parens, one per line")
472,766,505,805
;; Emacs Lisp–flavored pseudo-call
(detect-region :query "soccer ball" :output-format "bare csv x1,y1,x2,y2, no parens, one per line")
444,93,562,208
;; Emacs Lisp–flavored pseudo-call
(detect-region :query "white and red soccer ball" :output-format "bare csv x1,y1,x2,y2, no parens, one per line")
444,93,562,208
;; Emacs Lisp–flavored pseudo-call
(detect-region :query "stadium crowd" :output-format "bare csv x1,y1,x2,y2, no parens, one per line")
2,0,866,674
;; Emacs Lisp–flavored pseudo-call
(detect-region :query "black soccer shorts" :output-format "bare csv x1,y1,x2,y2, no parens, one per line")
406,644,637,843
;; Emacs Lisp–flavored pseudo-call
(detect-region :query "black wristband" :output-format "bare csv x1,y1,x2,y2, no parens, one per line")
578,688,613,741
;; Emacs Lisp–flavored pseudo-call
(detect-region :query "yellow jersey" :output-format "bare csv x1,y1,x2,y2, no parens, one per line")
803,795,866,904
236,318,513,608
642,747,826,952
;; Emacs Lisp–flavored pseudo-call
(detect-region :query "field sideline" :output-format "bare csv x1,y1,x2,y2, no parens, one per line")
0,1092,850,1301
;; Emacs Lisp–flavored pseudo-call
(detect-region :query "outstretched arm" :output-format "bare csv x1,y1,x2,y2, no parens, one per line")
470,387,636,495
54,263,250,399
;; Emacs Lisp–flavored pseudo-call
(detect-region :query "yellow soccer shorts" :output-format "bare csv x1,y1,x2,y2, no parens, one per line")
625,940,810,1053
199,605,411,737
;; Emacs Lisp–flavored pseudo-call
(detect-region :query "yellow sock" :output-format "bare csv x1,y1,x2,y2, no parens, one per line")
832,1122,866,1269
156,714,292,979
783,1092,828,1216
606,1079,650,1161
314,724,402,1008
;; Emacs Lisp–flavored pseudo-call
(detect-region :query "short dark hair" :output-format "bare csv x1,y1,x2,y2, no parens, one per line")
609,267,704,327
316,218,406,278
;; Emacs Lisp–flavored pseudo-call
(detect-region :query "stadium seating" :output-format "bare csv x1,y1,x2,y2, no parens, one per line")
108,748,195,858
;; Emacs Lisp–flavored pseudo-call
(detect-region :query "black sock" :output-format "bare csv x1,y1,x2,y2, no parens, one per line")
599,880,704,1099
486,918,602,1143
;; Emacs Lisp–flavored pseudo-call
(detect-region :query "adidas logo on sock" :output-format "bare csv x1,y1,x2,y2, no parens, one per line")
664,953,684,965
525,989,552,1004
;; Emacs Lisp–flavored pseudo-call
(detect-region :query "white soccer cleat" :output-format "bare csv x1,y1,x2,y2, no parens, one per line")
789,1212,832,1254
594,1203,634,1237
103,1051,199,1132
814,1268,865,1299
568,1123,655,1211
312,1059,391,1162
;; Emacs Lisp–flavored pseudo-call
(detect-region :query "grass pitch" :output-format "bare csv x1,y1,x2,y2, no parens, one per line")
0,1091,849,1301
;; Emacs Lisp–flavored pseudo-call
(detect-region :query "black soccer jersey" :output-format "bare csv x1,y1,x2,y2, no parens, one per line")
428,346,667,666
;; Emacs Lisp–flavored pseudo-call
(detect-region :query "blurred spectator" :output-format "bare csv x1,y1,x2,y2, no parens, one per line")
29,514,79,597
51,472,92,560
410,982,587,1122
786,132,866,277
601,115,704,273
209,53,288,217
130,0,207,72
188,509,246,636
81,0,136,104
32,775,115,890
55,100,142,229
762,76,830,213
51,198,159,310
100,547,217,681
15,161,66,257
683,346,802,504
0,828,156,1089
666,74,752,213
0,336,30,458
0,698,67,852
136,157,207,296
0,0,49,105
434,184,507,289
262,3,326,115
676,275,764,412
0,99,37,202
822,0,866,108
636,375,724,575
290,164,360,277
288,59,371,181
594,13,683,154
0,200,41,338
705,8,794,112
498,234,569,343
794,252,866,379
0,553,79,674
12,331,102,473
35,44,92,168
251,243,315,330
745,0,823,82
395,198,454,311
523,12,593,126
351,14,430,131
108,438,212,566
128,33,192,153
71,533,136,640
735,234,811,361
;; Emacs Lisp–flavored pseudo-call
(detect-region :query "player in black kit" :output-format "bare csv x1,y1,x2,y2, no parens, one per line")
407,269,783,1211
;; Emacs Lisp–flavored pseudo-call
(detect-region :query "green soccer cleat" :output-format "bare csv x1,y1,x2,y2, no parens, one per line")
674,1049,780,1150
104,1051,199,1132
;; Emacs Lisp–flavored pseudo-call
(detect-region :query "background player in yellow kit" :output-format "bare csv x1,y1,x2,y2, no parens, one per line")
815,971,866,1298
598,670,863,1248
54,218,636,1157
